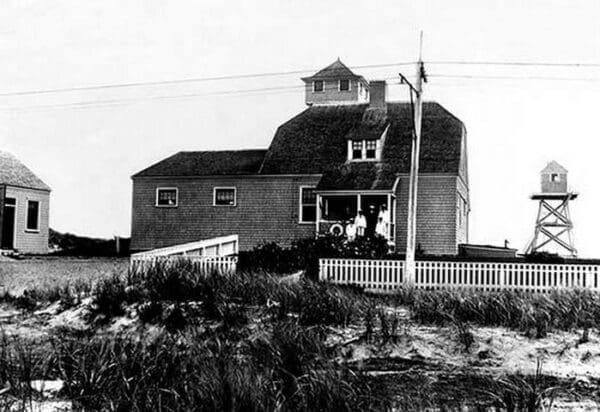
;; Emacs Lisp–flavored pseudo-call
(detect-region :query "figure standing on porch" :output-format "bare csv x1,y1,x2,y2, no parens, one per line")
365,204,378,237
379,204,390,237
375,217,387,239
345,220,357,241
355,210,367,237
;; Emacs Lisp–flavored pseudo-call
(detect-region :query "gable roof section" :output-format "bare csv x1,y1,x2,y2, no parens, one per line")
0,151,51,191
133,150,267,178
259,102,465,190
541,160,567,175
301,59,364,81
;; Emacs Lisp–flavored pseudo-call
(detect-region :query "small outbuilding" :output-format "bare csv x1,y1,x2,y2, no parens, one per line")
0,151,51,254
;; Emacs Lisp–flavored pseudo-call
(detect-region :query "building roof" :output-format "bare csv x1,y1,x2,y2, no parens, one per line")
133,102,465,191
541,160,567,175
301,59,365,82
0,151,51,191
259,102,465,190
133,150,267,177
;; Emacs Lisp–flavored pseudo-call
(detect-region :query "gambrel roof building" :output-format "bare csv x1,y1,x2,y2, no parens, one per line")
131,60,469,254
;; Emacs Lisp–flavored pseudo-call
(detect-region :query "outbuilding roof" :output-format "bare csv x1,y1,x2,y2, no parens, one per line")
0,151,51,191
541,160,567,175
133,150,267,177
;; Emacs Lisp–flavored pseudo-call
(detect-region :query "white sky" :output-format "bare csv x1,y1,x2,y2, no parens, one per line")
1,0,599,256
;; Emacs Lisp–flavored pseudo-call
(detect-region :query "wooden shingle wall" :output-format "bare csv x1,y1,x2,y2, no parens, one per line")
5,186,50,254
131,175,321,252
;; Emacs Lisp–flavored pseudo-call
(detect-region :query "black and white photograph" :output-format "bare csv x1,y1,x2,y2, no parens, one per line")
1,1,600,410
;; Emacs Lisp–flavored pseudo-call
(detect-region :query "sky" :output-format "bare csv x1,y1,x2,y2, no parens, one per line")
1,0,599,256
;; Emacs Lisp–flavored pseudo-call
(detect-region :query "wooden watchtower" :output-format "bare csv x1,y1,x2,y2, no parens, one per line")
524,161,577,256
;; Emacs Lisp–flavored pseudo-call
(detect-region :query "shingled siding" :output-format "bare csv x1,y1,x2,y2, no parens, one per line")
131,175,322,252
394,175,461,255
5,186,50,254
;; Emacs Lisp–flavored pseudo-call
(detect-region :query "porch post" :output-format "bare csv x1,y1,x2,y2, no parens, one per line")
386,193,392,241
315,193,321,237
357,194,361,215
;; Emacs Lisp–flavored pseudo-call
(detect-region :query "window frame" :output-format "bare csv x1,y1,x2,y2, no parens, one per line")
339,79,351,92
313,80,324,93
25,200,40,233
299,186,317,224
155,187,178,208
365,140,377,159
348,139,380,162
213,187,237,207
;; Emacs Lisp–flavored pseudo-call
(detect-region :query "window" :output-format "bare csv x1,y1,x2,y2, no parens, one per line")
322,195,356,221
550,173,560,182
156,188,178,207
214,187,236,206
300,187,317,223
349,140,380,161
352,141,362,159
313,80,324,92
339,79,350,91
26,200,39,231
365,140,377,159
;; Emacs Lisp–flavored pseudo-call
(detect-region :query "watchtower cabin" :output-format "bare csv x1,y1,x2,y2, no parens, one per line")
525,161,577,257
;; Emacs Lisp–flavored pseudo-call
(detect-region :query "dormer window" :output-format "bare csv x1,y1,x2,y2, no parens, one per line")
352,141,362,159
348,139,381,161
313,80,324,92
365,140,377,159
339,79,350,91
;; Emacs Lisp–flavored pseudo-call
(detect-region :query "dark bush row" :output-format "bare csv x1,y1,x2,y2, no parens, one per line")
238,234,390,278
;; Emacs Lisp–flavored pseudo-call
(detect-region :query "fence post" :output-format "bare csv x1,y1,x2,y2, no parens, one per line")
585,269,594,290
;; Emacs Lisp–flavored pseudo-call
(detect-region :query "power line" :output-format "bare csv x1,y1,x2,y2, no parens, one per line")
427,60,600,68
429,74,600,82
0,61,416,98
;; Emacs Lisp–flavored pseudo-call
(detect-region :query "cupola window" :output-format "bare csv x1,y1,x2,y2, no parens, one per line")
339,79,350,91
313,80,324,92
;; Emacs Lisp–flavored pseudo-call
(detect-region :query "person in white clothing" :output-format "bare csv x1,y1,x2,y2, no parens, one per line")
379,204,390,238
355,210,367,237
345,220,357,241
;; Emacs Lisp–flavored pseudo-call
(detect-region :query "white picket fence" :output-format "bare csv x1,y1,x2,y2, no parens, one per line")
130,255,238,274
130,235,239,274
319,258,600,293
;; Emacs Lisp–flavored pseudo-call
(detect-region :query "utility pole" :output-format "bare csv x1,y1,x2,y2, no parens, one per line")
401,32,426,285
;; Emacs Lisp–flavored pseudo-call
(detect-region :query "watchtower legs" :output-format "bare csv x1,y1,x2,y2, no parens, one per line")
525,197,577,257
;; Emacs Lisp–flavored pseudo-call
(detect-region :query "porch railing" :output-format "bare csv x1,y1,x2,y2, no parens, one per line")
319,258,600,293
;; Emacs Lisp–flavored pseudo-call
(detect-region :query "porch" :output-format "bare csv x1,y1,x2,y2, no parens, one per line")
314,191,396,243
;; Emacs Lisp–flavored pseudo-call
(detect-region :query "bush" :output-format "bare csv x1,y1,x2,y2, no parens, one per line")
91,273,134,319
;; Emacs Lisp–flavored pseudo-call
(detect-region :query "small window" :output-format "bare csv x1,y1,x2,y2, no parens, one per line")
26,200,39,231
339,79,350,91
214,187,236,206
313,80,324,92
4,198,15,206
300,187,317,223
550,173,560,182
352,141,363,159
365,140,377,159
156,188,178,207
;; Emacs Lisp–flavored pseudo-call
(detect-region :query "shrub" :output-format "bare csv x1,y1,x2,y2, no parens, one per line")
91,273,132,319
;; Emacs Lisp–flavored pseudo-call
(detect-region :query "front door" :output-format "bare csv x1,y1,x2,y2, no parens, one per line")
1,198,16,249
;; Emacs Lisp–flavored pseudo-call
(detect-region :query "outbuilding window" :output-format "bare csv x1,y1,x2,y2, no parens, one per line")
26,200,40,231
551,173,560,182
214,187,236,206
156,188,178,207
299,187,317,223
313,80,324,92
339,79,350,91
